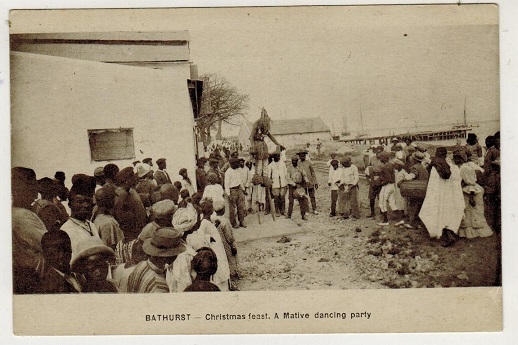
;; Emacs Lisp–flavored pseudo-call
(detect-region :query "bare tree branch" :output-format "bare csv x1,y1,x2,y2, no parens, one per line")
197,73,249,141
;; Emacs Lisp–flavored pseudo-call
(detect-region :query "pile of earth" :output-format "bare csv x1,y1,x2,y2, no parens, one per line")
352,225,500,288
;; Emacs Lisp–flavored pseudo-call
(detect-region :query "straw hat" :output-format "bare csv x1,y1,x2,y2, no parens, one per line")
70,236,115,269
136,163,152,178
142,227,186,257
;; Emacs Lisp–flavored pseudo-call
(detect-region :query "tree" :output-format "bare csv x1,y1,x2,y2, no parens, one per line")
197,74,249,146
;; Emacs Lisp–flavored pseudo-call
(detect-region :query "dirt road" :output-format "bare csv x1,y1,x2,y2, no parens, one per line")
235,167,499,291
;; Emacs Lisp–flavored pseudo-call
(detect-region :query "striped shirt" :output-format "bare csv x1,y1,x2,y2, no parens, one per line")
126,259,169,293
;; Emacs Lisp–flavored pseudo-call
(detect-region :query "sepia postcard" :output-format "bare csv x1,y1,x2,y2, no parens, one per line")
3,1,517,343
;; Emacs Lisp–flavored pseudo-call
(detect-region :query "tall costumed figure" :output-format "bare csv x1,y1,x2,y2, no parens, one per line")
249,108,285,222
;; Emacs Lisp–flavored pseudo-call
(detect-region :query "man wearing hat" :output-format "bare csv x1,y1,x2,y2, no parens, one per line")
70,236,117,292
328,159,342,217
390,137,400,152
33,177,69,232
142,157,154,167
157,183,179,205
464,133,483,165
403,137,416,161
92,187,124,249
365,145,384,218
12,167,48,294
286,155,309,220
242,160,254,213
394,143,405,161
404,151,430,229
225,157,247,228
126,227,187,293
195,157,208,193
103,163,120,194
268,151,289,216
135,163,156,208
94,167,106,192
338,156,360,220
113,167,148,241
154,158,172,186
60,174,100,258
207,158,223,185
377,151,399,226
297,150,319,214
138,199,177,242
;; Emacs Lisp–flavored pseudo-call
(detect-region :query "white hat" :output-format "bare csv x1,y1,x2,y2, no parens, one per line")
136,163,152,178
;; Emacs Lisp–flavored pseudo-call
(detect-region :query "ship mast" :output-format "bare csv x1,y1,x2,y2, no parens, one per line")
463,97,467,126
360,102,364,134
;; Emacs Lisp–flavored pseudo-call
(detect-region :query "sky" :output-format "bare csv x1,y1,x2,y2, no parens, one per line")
9,5,500,138
170,6,500,137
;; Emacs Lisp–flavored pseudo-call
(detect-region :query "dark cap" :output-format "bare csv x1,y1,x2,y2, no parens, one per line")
69,175,96,198
103,164,120,179
435,147,448,158
116,167,136,185
156,158,167,165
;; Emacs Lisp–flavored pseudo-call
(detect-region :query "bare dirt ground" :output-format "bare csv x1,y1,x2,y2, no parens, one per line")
235,162,500,291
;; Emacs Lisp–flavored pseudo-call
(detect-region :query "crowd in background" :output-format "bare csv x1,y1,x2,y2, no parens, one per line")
358,131,500,247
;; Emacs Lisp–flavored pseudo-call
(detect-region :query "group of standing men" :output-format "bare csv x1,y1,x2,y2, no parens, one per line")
362,132,500,248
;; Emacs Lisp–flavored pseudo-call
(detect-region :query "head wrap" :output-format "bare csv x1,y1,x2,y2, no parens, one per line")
171,204,198,233
435,147,448,159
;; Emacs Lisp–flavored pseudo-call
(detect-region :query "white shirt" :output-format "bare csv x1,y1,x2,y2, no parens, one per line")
341,164,359,186
240,167,252,188
60,218,100,260
328,167,343,191
202,184,225,204
224,168,244,195
268,161,289,189
179,178,195,196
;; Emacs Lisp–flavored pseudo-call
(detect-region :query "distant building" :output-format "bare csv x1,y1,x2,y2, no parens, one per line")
238,117,331,151
11,31,199,186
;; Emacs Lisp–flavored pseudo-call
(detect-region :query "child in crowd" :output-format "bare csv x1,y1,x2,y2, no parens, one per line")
178,168,195,196
184,247,221,292
186,199,230,291
179,189,191,203
211,200,239,290
202,173,225,205
39,230,82,293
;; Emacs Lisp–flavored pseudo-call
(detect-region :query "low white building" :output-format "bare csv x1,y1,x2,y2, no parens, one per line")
11,31,199,185
238,117,331,152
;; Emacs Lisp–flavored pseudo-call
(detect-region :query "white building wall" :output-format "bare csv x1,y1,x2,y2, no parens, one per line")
11,52,196,186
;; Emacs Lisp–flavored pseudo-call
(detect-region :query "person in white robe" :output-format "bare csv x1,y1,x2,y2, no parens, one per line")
419,147,464,246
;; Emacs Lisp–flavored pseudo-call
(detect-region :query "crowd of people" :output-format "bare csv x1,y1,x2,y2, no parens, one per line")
206,140,243,157
12,157,241,294
11,125,501,294
359,132,500,247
